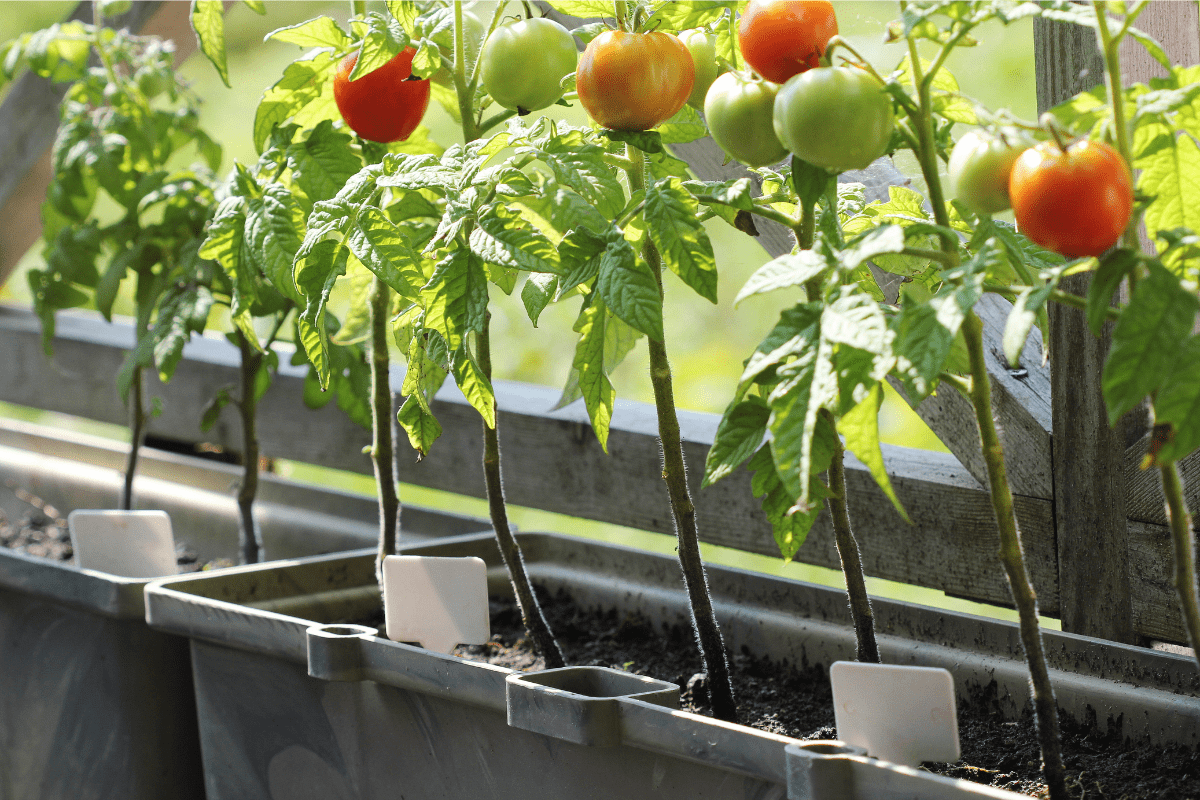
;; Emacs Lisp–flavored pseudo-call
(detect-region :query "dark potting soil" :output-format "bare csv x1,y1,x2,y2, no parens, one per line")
440,592,1200,800
0,485,233,572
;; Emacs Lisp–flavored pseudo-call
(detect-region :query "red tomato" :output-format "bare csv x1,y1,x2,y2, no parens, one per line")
333,49,431,143
1008,139,1133,258
737,0,838,84
576,31,694,131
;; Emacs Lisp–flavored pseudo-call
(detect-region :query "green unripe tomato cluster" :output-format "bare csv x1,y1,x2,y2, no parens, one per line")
479,17,578,115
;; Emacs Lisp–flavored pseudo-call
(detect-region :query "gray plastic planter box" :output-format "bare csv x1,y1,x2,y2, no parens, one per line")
0,421,489,800
144,531,1199,800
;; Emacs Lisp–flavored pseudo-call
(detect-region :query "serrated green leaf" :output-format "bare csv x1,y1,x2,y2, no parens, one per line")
741,302,823,390
544,0,615,18
286,120,362,203
703,395,769,488
521,273,558,326
734,250,830,306
345,206,425,299
840,383,910,523
397,394,443,455
1136,120,1200,253
596,232,663,341
767,331,835,508
791,156,835,210
644,177,717,303
747,442,824,560
451,346,495,428
647,1,736,30
1004,283,1053,367
266,17,350,48
556,226,608,297
537,136,626,220
562,296,615,450
254,51,338,154
351,14,410,79
657,104,707,144
421,248,488,351
191,0,230,88
1152,335,1200,464
1104,261,1200,424
473,203,563,274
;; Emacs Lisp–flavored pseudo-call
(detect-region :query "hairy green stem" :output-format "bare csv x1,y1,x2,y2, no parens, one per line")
1093,1,1139,251
820,409,880,663
236,330,263,565
478,315,565,668
963,312,1067,800
904,36,1068,797
627,143,737,722
451,8,563,666
1161,462,1200,659
369,275,400,584
121,365,146,511
691,194,800,229
453,2,479,143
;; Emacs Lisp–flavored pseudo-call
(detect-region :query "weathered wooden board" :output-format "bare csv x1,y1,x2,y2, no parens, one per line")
1034,12,1134,642
0,306,1056,610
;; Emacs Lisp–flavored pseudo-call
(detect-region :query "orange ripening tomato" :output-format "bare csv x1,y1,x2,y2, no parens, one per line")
333,48,431,143
738,0,838,85
576,31,694,131
1008,139,1133,258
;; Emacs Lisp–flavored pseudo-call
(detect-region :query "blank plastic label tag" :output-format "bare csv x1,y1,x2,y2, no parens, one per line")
67,510,177,579
830,661,960,766
383,555,489,654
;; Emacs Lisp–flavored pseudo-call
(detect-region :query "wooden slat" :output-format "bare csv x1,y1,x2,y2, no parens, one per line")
1128,520,1189,645
1034,12,1135,642
0,305,1056,611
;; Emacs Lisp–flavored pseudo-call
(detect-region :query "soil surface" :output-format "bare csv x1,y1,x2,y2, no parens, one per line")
444,592,1200,800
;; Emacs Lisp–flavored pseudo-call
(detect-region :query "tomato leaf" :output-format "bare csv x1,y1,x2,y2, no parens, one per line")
734,250,830,306
350,13,410,79
421,248,488,352
768,331,836,507
543,1,615,20
1103,260,1200,425
1151,335,1200,465
344,206,425,299
254,51,338,154
397,395,443,455
560,296,616,451
791,156,835,211
286,121,361,204
521,273,558,326
703,395,769,489
190,0,230,88
265,17,351,49
840,382,911,523
747,443,824,561
657,104,707,145
451,345,495,429
596,232,663,341
601,128,663,153
1087,249,1138,336
740,302,822,390
644,177,717,303
473,203,564,275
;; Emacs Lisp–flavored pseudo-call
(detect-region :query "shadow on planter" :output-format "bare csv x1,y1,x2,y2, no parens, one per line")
142,530,1200,799
0,421,490,800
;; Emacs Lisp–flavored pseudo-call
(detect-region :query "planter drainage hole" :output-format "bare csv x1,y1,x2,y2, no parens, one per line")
314,624,376,638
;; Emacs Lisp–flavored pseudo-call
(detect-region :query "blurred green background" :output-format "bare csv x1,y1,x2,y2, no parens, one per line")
0,2,1054,626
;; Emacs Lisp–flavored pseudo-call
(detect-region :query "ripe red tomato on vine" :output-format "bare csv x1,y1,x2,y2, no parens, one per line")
576,30,694,131
1008,139,1133,258
737,0,838,84
333,48,430,143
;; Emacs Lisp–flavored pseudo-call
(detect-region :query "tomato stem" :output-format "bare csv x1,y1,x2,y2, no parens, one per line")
235,329,263,566
121,365,145,511
1160,462,1200,659
453,1,479,142
726,8,739,71
625,142,738,723
1040,112,1073,156
367,274,401,586
1092,1,1138,251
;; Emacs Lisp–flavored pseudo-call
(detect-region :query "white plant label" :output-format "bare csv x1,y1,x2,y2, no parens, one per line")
67,509,177,579
830,661,960,766
383,555,490,654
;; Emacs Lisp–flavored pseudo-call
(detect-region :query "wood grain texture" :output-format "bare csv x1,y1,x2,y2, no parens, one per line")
1035,13,1135,642
0,306,1057,609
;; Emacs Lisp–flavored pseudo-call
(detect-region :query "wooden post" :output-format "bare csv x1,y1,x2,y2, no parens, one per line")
1035,12,1128,642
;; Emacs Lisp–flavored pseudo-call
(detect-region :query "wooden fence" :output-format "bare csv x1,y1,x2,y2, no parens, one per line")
0,1,1197,648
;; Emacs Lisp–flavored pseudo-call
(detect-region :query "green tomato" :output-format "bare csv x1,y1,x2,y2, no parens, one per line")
479,17,578,114
773,66,894,173
679,29,720,110
704,72,788,168
99,0,132,16
948,127,1034,214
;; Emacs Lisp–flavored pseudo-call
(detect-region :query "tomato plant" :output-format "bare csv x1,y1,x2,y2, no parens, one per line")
576,30,694,131
704,72,787,167
773,66,894,172
479,17,578,114
737,0,837,84
333,48,430,143
948,127,1033,214
1009,139,1132,258
680,28,720,109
